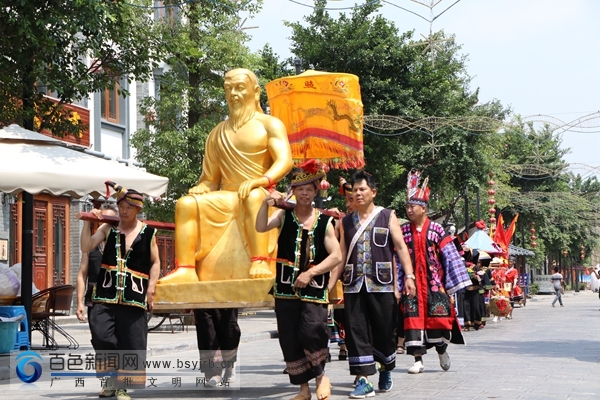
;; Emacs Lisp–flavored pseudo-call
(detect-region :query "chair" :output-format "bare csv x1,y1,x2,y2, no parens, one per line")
31,284,79,350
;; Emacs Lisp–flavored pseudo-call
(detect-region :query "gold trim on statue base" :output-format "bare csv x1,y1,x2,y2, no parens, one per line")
153,278,275,310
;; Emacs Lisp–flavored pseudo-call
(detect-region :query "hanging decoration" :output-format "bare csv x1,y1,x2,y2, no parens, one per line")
580,245,585,261
487,172,496,235
530,222,537,249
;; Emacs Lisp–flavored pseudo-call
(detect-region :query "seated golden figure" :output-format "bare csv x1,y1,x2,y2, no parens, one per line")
159,68,293,284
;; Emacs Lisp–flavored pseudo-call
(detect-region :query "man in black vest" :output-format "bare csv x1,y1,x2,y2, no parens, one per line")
256,160,341,400
76,202,117,324
79,182,160,400
334,171,415,398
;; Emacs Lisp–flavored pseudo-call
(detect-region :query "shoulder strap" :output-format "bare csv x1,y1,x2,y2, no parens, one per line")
345,206,384,266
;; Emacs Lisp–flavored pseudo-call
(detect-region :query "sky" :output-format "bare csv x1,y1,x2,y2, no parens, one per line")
246,0,600,180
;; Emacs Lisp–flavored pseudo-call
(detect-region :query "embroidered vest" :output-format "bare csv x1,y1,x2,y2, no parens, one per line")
341,208,395,289
85,244,103,305
274,209,332,303
93,224,156,309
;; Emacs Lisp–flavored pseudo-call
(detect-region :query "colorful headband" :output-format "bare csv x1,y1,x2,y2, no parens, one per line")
291,159,326,187
406,169,430,206
105,181,144,209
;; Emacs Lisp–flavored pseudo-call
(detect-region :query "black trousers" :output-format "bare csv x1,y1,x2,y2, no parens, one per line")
275,299,329,385
344,286,397,376
194,308,241,378
89,303,148,388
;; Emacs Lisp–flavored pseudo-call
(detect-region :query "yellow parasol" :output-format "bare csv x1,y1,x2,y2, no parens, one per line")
265,70,364,170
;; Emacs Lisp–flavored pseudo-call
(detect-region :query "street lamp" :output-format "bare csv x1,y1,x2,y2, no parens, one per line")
294,57,302,75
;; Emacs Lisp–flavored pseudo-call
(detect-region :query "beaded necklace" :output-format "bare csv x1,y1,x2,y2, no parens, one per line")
290,208,319,286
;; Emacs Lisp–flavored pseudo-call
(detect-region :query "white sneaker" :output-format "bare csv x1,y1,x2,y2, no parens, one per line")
408,361,424,374
492,316,498,322
438,352,451,371
207,375,223,387
223,367,236,383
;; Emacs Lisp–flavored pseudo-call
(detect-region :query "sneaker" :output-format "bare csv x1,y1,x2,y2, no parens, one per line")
438,352,451,371
492,316,498,322
115,389,130,400
378,370,393,392
207,375,223,387
349,377,375,398
223,367,236,383
408,361,424,374
99,388,116,398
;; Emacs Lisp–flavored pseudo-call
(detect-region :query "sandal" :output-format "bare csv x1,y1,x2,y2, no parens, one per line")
338,349,348,361
316,376,331,400
396,345,405,354
290,394,311,400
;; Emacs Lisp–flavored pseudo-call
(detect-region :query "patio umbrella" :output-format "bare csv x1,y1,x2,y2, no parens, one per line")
464,229,504,254
0,124,169,339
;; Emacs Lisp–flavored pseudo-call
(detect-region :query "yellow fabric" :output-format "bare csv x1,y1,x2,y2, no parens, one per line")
201,121,269,191
265,70,364,169
191,123,278,279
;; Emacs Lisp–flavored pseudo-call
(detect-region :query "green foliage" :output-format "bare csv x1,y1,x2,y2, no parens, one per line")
494,121,600,267
285,0,506,214
529,282,539,295
0,0,160,133
131,0,263,221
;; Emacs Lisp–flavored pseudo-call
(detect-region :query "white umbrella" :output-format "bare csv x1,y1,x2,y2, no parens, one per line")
0,124,168,198
0,124,169,340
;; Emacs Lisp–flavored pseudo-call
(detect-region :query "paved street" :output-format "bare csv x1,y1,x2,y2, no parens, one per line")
1,291,599,399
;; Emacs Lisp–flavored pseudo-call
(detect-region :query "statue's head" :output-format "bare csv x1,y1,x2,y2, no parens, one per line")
224,68,263,130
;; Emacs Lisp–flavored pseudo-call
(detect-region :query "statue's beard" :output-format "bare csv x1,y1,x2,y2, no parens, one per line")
227,102,255,131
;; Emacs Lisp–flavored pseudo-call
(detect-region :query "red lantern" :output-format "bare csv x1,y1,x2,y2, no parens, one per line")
488,199,496,206
488,189,495,196
488,180,495,186
530,228,536,234
319,178,331,197
488,208,496,214
562,250,568,256
530,235,537,241
488,217,496,224
531,242,537,248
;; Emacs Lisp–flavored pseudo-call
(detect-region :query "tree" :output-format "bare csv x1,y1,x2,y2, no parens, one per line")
285,0,506,213
0,0,160,135
131,0,263,222
496,121,600,268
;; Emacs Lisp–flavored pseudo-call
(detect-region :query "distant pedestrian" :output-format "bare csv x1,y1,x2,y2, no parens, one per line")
551,266,564,307
589,268,600,309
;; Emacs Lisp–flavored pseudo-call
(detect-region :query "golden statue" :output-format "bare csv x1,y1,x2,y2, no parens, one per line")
159,68,293,284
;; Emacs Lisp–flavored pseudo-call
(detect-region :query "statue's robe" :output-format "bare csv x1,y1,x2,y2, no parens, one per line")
189,122,278,280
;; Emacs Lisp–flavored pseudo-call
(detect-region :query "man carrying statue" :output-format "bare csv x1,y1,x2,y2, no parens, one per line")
160,68,294,284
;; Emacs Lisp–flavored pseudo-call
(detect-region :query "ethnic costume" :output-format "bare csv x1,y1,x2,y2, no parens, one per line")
400,218,470,353
401,171,471,358
194,308,240,382
463,265,485,330
273,160,335,387
275,208,333,385
89,182,154,389
341,207,398,376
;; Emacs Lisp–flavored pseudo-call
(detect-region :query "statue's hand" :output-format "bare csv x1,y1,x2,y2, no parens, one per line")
238,178,262,200
189,182,211,195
